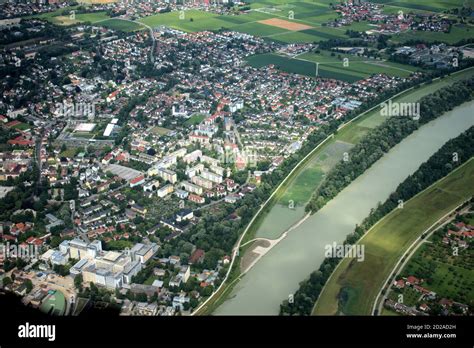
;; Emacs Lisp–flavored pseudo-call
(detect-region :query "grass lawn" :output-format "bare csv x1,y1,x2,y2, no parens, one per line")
144,275,158,285
11,122,31,131
184,113,207,126
279,140,352,206
52,12,110,25
40,290,66,316
73,132,94,139
150,126,172,136
387,286,422,307
99,19,144,32
313,158,474,315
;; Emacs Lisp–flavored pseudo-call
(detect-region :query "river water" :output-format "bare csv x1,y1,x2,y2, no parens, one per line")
215,100,474,315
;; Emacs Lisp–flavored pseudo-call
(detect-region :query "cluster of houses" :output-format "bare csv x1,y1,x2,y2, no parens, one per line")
0,1,67,20
394,44,461,70
386,216,473,316
443,221,473,250
388,274,470,316
328,0,452,35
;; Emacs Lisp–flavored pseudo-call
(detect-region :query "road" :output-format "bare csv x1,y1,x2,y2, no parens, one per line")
373,203,471,315
192,66,474,315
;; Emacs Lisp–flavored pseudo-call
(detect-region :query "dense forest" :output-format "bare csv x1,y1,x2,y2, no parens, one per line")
280,126,474,315
306,77,474,213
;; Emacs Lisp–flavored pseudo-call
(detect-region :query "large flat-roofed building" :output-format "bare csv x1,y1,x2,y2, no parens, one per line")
70,258,89,276
130,243,158,264
157,168,177,184
60,240,158,290
157,184,174,198
68,239,102,260
185,163,204,178
74,123,96,133
191,175,214,190
180,181,203,195
201,169,223,184
83,264,123,289
183,149,202,164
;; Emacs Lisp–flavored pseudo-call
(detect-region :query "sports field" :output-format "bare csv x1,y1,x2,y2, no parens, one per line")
40,290,66,316
313,158,474,315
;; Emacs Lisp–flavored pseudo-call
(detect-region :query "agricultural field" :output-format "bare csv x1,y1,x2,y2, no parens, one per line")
28,0,474,44
245,48,422,82
391,24,474,45
313,158,474,315
138,10,233,32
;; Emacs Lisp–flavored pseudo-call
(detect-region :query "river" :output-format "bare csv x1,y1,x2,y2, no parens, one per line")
215,100,474,315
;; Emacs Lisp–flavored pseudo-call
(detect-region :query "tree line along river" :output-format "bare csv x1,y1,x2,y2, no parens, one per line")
214,95,474,315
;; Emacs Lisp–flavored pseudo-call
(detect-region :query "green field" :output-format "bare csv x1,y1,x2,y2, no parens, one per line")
40,290,66,316
184,113,207,126
99,19,144,32
387,286,421,307
246,49,423,82
279,140,352,206
336,67,474,143
150,126,172,136
250,67,474,239
313,158,474,315
246,53,363,82
397,228,474,306
29,0,473,44
29,7,111,26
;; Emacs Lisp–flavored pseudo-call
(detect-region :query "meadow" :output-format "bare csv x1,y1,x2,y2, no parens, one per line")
245,48,422,82
99,18,144,32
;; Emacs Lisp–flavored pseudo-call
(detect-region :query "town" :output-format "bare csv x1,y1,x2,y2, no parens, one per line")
0,0,473,318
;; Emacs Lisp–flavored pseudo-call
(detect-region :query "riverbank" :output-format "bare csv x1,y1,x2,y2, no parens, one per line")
195,68,474,315
214,98,474,315
313,157,474,315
